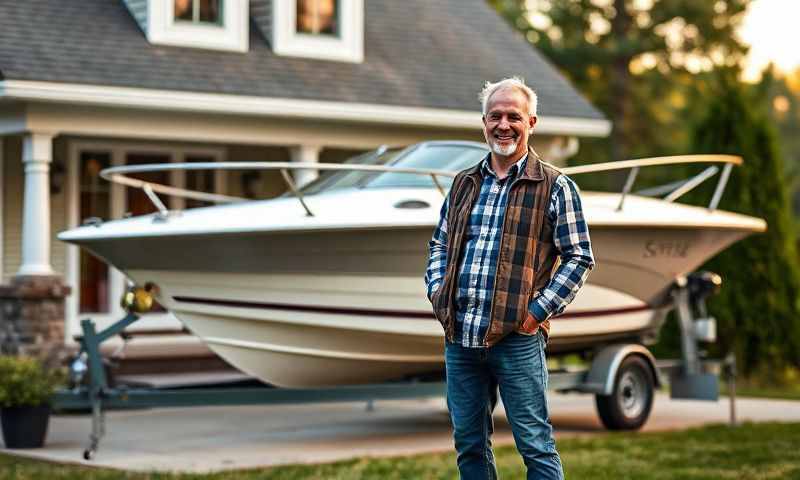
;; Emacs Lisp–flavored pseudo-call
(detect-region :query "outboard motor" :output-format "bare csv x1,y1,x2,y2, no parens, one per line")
686,271,721,343
670,271,722,400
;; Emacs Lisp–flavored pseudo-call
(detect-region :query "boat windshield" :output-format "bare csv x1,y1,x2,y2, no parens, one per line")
297,143,488,195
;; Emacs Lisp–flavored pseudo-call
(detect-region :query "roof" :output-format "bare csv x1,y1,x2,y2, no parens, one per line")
0,0,606,123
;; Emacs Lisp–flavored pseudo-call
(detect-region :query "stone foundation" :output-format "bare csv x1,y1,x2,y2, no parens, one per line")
0,275,71,367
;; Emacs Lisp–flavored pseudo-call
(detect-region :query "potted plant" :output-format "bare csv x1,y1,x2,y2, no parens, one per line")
0,355,65,448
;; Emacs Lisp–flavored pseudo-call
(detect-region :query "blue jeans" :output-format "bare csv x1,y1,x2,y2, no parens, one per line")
445,331,563,480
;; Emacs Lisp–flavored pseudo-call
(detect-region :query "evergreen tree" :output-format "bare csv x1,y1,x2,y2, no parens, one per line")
488,0,750,162
691,72,800,375
760,66,800,222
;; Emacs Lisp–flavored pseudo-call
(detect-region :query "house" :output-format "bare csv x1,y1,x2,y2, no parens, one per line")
0,0,609,370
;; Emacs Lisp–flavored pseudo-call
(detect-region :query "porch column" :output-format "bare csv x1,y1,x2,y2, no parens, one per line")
289,145,321,189
2,133,69,362
18,132,54,276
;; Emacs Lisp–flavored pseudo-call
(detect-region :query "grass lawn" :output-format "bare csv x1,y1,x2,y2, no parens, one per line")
721,381,800,402
2,422,799,479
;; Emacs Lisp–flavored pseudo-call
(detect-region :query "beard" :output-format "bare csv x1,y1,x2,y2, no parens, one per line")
490,139,518,156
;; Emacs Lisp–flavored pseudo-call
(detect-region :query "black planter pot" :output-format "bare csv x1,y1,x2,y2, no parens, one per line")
1,405,51,449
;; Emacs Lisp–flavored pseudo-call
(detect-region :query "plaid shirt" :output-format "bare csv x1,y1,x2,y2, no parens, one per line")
425,155,595,347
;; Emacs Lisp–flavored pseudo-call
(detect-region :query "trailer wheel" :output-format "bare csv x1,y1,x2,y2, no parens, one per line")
595,355,654,430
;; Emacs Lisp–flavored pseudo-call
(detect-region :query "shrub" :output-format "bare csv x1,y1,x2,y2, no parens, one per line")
0,356,66,408
690,72,800,376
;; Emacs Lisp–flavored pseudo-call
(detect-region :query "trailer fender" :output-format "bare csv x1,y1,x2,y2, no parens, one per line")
578,344,661,396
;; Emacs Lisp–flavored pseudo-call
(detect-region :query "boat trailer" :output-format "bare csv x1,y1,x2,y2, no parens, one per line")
52,272,735,461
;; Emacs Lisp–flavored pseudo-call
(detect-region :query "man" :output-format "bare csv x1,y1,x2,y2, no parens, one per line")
425,77,594,479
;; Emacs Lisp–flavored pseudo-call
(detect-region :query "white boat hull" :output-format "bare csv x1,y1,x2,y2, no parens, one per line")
62,186,764,387
114,208,737,387
122,268,666,386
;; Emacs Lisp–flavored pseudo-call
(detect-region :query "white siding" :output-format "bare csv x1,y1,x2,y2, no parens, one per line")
50,139,68,276
2,137,22,282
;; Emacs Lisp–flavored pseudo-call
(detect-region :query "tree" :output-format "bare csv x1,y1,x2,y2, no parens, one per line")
487,0,800,375
691,71,800,375
488,0,750,162
760,66,800,223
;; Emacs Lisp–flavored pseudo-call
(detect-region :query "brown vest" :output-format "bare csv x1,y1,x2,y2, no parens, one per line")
431,149,561,347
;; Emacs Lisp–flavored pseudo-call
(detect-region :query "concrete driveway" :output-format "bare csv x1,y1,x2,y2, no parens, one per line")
3,392,800,473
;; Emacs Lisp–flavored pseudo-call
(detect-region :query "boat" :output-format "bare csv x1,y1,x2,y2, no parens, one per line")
58,141,766,387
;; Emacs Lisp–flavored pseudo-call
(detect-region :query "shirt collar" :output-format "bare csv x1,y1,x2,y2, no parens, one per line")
481,153,528,181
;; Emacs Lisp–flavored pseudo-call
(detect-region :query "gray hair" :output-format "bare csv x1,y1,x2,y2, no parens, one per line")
479,77,538,117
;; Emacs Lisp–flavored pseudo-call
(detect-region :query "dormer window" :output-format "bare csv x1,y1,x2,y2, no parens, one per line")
174,0,224,26
142,0,248,52
273,0,364,63
296,0,338,36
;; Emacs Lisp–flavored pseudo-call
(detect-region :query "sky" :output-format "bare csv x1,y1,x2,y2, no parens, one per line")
739,0,800,80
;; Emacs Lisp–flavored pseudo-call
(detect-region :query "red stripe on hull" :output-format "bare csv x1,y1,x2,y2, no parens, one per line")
173,296,653,320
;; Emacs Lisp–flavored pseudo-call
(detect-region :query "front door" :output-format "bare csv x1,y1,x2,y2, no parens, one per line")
122,152,172,313
77,150,113,317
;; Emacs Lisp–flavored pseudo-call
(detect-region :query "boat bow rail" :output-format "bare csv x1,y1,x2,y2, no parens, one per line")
100,161,457,218
562,154,742,212
98,153,744,220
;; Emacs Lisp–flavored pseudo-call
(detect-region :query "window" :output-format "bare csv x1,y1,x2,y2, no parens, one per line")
145,0,248,52
273,0,363,63
79,152,112,314
365,145,487,190
174,0,223,26
296,0,338,36
294,144,488,195
184,155,217,209
125,153,172,217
